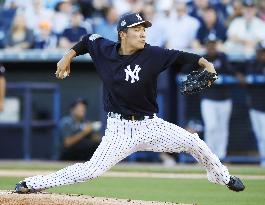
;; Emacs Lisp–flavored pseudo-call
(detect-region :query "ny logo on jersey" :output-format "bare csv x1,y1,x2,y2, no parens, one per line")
136,14,142,21
124,65,141,83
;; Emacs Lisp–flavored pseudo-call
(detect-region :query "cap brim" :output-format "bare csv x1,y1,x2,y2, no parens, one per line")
127,20,152,28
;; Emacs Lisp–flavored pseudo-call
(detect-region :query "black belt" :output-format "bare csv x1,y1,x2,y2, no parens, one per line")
108,112,154,121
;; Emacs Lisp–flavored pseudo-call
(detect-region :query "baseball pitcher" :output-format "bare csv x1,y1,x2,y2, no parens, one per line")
15,13,245,194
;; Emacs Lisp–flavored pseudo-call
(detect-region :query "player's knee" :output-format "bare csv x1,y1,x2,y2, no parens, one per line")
187,133,206,150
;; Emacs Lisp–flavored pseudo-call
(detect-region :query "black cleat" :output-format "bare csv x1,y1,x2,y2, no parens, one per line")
227,176,245,192
15,181,37,194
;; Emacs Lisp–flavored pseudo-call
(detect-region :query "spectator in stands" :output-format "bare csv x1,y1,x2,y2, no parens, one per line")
200,36,233,160
213,0,232,25
112,0,135,16
94,6,118,42
75,0,95,18
0,4,16,48
24,0,54,34
0,64,6,112
53,0,73,35
3,0,31,10
225,0,243,26
59,98,102,161
3,13,34,50
189,0,211,23
59,10,87,49
245,42,265,166
33,20,58,49
92,0,111,16
143,3,167,47
192,6,226,50
165,1,200,50
155,0,173,17
225,0,265,58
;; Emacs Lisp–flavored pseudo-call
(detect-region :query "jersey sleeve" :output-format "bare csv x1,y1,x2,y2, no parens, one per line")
150,46,201,73
71,34,104,56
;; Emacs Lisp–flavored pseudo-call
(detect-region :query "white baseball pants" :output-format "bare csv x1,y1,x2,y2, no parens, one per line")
249,109,265,166
25,115,230,190
201,99,232,160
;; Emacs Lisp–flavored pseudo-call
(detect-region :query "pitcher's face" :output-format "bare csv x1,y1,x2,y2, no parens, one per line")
122,25,146,50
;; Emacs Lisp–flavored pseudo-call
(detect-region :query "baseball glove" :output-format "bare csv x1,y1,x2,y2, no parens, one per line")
180,70,218,95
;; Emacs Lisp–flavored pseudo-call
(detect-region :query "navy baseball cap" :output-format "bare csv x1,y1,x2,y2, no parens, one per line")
117,13,152,32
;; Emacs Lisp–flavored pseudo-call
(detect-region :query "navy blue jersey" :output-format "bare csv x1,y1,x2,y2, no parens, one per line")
74,34,201,116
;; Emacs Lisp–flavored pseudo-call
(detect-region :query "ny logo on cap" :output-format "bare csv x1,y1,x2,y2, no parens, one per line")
124,65,141,84
121,20,126,26
136,14,142,21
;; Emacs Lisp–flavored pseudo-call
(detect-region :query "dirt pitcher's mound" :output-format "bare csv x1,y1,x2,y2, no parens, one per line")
0,191,193,205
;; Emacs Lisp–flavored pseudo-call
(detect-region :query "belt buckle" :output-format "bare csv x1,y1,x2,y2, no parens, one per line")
131,116,135,121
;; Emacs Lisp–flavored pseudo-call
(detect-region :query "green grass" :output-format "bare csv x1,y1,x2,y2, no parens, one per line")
0,161,71,170
1,161,265,176
0,176,264,205
111,165,265,176
0,161,264,205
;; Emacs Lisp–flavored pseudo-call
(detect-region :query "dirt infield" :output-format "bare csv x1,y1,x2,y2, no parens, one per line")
0,191,192,205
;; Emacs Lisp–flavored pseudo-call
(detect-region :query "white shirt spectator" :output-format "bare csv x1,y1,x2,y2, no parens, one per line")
143,4,168,47
112,0,132,16
24,0,54,34
4,0,32,10
225,16,265,57
146,15,167,47
52,12,70,34
166,14,200,50
52,0,73,34
155,0,174,13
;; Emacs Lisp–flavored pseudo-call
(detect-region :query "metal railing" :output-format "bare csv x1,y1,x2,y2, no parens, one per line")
0,82,61,160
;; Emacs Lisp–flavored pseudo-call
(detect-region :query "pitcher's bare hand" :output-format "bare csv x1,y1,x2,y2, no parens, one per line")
55,49,76,79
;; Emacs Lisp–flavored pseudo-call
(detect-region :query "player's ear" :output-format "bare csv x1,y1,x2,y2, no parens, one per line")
119,29,128,42
119,31,125,41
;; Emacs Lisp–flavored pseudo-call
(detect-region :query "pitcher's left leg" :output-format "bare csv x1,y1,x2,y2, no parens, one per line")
142,117,244,191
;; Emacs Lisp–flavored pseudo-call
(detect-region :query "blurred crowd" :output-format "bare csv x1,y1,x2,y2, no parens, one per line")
0,0,264,165
0,0,264,58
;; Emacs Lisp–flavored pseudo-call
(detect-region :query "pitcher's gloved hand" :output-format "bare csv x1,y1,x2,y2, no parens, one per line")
180,70,218,95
